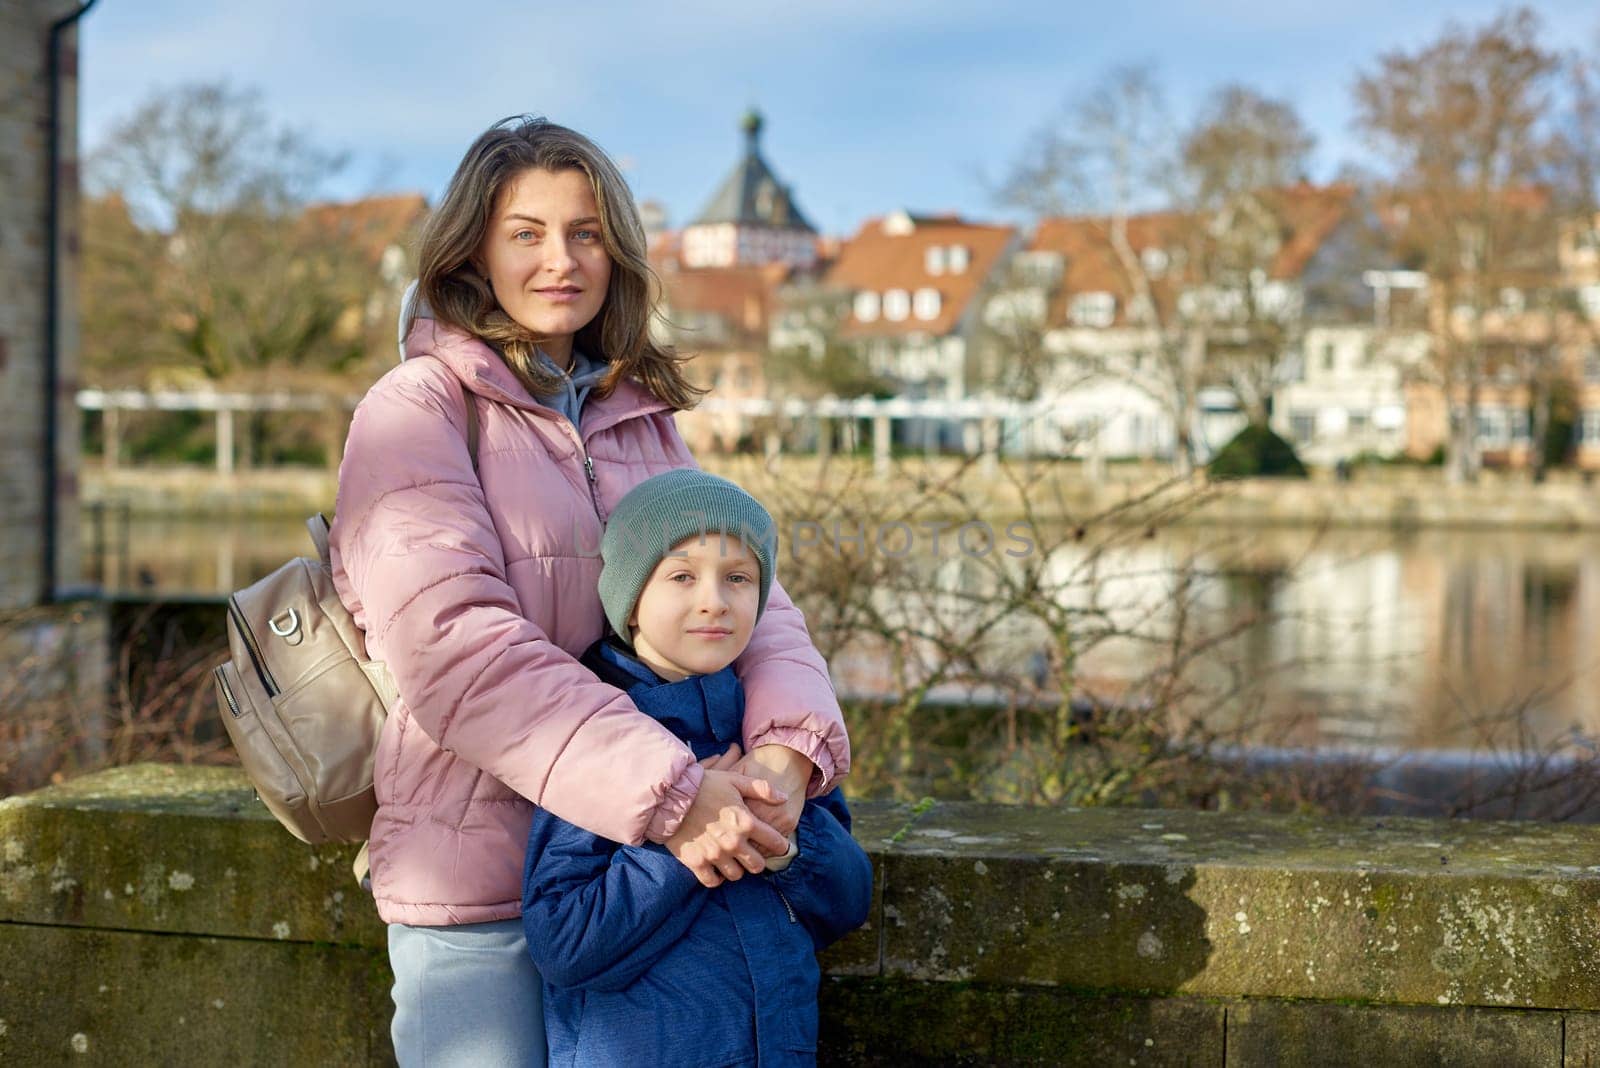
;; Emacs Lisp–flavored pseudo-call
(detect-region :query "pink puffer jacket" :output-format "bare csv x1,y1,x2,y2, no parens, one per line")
331,320,849,926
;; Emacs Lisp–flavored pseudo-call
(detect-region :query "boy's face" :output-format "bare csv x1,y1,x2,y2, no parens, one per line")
628,532,760,681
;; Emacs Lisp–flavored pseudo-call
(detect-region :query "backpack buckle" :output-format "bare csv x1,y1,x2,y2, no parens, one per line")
269,609,301,641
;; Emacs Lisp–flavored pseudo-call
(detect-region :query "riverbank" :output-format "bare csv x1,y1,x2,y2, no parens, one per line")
83,459,1600,530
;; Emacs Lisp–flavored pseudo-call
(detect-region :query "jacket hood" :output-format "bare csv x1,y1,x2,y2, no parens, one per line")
397,280,662,429
400,316,670,432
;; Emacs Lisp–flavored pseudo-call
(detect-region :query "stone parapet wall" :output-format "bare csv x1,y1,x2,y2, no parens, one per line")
5,766,1600,1065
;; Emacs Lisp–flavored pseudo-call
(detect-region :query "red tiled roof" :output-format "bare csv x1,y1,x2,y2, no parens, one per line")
825,216,1016,338
300,193,429,263
652,255,791,348
1028,184,1357,327
1258,183,1357,279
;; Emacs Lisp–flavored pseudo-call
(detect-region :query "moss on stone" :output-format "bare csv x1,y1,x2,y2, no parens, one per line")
0,924,391,1066
1226,999,1559,1067
11,766,1600,1022
0,765,381,947
819,978,1223,1066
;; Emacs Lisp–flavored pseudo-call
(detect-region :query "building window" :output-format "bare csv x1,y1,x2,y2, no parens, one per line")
1012,251,1064,286
854,291,880,322
1321,342,1336,373
913,287,942,321
948,245,970,273
925,246,946,275
1348,410,1369,434
1290,412,1315,444
1499,287,1526,314
1069,291,1116,328
1477,409,1508,444
883,289,911,322
1579,285,1600,321
1584,350,1600,383
1582,411,1600,443
1510,410,1530,441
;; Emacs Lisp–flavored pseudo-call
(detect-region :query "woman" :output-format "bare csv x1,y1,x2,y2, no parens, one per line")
330,116,849,1066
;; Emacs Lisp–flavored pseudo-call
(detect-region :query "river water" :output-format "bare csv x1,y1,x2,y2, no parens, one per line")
89,512,1600,754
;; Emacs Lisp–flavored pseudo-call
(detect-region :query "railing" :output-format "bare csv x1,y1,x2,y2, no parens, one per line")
78,389,1070,477
77,388,359,475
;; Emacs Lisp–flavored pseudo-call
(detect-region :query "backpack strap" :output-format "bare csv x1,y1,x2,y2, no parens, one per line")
460,380,480,473
308,381,479,563
307,513,332,565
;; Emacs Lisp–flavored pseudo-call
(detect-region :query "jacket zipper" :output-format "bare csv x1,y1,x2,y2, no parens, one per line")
775,885,797,924
465,368,673,524
582,452,600,516
214,666,244,718
227,597,279,697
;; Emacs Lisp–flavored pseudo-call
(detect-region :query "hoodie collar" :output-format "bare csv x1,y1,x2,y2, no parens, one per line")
402,317,671,434
589,638,744,747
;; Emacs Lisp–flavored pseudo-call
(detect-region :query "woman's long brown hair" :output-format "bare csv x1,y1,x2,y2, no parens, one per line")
413,116,703,409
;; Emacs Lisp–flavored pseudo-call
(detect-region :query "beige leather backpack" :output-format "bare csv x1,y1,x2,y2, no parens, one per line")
213,384,479,851
212,514,396,844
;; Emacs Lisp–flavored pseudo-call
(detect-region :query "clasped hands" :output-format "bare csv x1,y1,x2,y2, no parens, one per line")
665,742,811,888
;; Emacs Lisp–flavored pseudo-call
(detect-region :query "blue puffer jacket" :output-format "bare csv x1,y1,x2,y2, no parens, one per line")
521,638,874,1068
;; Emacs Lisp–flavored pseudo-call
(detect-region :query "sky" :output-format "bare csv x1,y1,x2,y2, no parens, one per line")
81,1,1600,237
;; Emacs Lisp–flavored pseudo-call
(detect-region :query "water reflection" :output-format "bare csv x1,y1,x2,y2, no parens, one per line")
88,512,1600,752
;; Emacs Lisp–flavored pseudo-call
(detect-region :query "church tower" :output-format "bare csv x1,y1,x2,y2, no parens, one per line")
680,111,818,270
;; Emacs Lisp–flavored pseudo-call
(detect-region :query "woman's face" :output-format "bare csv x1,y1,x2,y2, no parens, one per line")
476,167,612,368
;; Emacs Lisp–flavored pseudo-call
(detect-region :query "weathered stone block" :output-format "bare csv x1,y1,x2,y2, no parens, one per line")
820,978,1223,1066
1564,1011,1600,1066
1225,999,1559,1067
0,922,392,1066
817,800,906,976
879,802,1600,1009
0,764,384,947
0,766,901,969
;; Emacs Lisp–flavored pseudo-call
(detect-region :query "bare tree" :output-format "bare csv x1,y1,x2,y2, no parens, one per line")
996,70,1324,471
84,83,377,385
1182,87,1320,428
1353,8,1563,483
765,278,893,401
996,67,1207,472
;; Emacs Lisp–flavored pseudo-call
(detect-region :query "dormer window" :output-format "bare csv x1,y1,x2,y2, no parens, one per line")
1069,291,1116,328
884,210,915,236
854,290,880,322
948,245,970,273
925,246,946,275
1579,284,1600,320
884,289,911,322
913,288,942,321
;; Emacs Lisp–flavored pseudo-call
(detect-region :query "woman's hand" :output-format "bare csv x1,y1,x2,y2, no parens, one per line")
666,746,789,888
733,744,814,843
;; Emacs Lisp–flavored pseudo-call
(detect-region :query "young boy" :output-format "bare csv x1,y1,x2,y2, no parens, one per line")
521,469,873,1068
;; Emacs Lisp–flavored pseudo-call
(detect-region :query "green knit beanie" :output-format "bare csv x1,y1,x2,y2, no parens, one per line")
598,469,778,647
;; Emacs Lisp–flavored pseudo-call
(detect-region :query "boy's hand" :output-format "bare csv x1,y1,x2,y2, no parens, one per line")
666,766,789,888
698,743,744,772
734,744,813,844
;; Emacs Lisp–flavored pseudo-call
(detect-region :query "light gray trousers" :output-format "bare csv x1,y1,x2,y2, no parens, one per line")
388,919,547,1067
